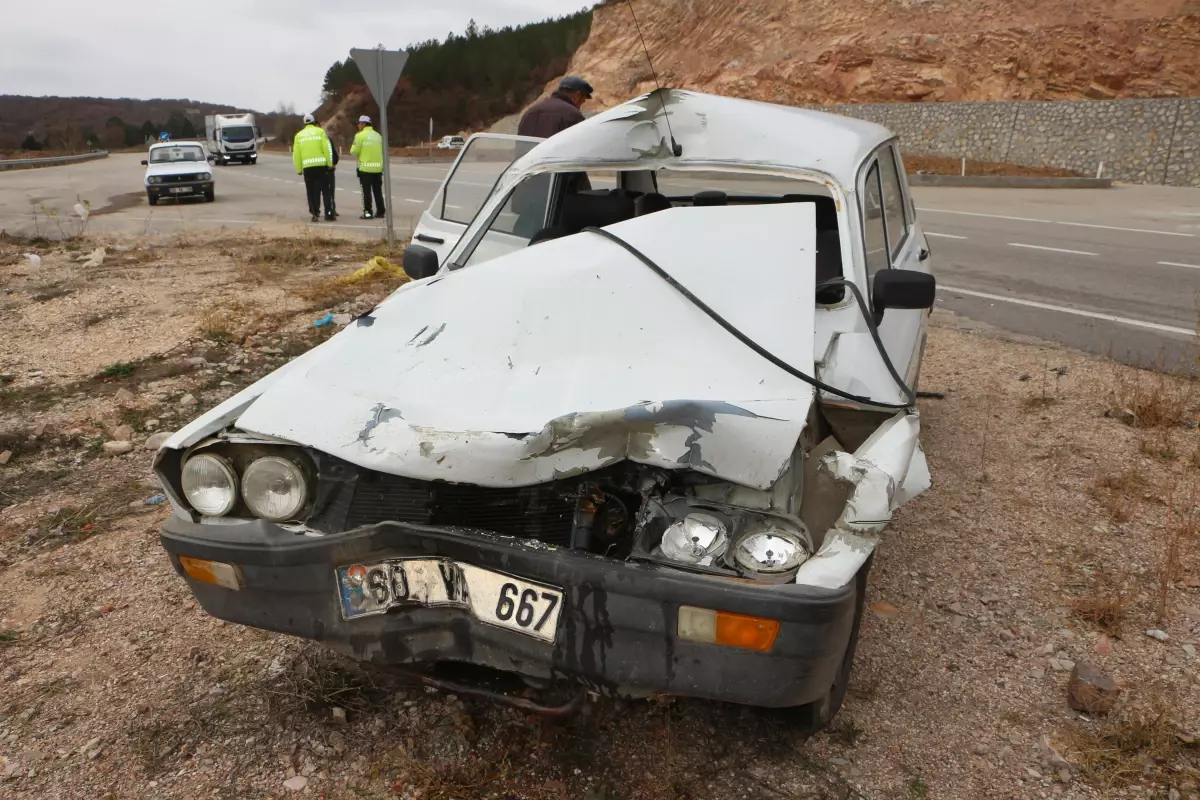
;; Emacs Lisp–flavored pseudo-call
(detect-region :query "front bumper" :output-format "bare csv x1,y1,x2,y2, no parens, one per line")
147,181,213,198
160,518,859,708
218,152,256,161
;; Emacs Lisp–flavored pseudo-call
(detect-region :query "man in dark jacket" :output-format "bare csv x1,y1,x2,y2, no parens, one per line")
513,77,593,237
518,76,592,138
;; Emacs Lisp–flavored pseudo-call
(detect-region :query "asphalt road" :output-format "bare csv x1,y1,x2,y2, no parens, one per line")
2,153,1197,369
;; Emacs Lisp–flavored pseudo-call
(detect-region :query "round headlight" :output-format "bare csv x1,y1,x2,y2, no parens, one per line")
181,454,238,516
241,456,307,521
199,172,212,180
660,513,728,565
734,528,808,579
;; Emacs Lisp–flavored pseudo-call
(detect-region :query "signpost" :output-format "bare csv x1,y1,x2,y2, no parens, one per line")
349,46,409,247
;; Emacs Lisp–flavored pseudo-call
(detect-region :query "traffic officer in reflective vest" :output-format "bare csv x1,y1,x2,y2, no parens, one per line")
351,115,386,220
292,113,334,223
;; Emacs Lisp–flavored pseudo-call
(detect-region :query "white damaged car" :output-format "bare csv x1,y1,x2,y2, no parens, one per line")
155,88,936,729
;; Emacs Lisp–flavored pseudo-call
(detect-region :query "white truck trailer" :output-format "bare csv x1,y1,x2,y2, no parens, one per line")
204,113,260,165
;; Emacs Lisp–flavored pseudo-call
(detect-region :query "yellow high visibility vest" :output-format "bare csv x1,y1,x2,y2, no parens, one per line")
292,125,332,172
351,127,385,173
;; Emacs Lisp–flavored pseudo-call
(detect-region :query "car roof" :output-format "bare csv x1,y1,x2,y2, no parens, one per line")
512,88,894,188
149,140,205,150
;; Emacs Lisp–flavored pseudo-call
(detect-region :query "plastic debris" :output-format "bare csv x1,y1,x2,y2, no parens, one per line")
340,256,409,285
313,313,334,327
73,203,89,222
145,494,167,505
24,253,41,269
80,247,106,268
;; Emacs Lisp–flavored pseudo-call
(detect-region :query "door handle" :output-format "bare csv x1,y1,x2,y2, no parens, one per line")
415,234,445,244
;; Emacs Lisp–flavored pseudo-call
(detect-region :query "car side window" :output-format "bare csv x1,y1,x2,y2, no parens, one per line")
877,146,909,259
862,162,889,279
459,173,554,267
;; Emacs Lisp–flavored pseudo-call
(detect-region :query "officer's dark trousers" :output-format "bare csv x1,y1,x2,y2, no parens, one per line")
302,166,331,217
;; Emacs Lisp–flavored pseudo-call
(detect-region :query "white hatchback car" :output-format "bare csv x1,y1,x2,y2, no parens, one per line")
142,141,214,205
156,88,936,731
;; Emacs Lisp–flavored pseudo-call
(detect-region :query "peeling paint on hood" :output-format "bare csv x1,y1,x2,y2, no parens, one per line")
175,203,819,489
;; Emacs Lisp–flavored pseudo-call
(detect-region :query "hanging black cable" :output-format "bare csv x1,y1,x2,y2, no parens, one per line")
582,226,918,411
625,0,682,157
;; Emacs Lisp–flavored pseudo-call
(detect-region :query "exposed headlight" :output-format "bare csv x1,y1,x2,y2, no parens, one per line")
733,526,809,581
660,512,728,566
147,176,161,185
181,454,238,516
199,172,212,180
241,456,307,521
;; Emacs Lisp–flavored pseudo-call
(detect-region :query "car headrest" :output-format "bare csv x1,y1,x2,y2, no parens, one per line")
634,192,672,216
558,191,636,234
693,190,728,207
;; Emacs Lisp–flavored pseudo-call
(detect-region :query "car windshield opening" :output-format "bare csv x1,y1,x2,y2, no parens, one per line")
150,147,205,163
221,126,254,142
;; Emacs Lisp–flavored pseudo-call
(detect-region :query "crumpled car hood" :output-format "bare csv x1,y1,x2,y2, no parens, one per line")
169,204,819,489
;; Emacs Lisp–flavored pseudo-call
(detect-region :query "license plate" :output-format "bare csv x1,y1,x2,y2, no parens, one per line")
335,559,563,642
169,186,193,194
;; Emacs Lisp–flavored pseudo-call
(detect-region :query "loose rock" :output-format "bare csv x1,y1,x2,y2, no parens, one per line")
0,451,11,466
179,394,198,407
1105,407,1139,426
113,388,135,404
1067,662,1121,714
102,441,134,456
112,424,135,442
283,775,308,792
1094,634,1113,655
1145,629,1169,642
331,706,347,725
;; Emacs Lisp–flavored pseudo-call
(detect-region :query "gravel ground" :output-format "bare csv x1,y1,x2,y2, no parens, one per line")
0,232,1197,799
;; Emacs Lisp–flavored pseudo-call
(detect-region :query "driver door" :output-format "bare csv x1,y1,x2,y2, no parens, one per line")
411,133,543,263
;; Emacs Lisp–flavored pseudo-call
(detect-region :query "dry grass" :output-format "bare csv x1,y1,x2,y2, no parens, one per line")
1091,464,1148,523
1062,691,1197,790
1155,481,1198,623
196,298,290,343
1110,363,1199,429
1071,571,1135,632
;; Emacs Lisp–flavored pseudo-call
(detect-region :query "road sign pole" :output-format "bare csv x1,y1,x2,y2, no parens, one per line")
350,45,408,249
377,51,395,248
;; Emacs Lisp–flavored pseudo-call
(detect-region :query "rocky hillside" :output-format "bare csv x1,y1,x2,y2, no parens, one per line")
568,0,1200,108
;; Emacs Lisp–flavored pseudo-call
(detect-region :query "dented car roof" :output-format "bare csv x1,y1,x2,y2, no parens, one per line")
505,88,896,187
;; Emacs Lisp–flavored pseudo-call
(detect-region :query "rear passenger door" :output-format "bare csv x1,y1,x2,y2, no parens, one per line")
411,133,543,264
860,143,930,385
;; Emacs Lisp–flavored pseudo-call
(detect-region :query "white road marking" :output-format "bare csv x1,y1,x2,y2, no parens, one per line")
925,231,967,240
939,284,1195,337
1008,242,1097,256
403,198,425,204
1157,261,1200,270
918,207,1193,237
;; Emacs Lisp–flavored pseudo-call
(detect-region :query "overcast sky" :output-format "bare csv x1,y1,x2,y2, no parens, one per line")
1,0,591,112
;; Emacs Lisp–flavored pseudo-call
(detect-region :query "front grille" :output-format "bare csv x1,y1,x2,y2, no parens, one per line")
342,471,577,546
162,173,202,183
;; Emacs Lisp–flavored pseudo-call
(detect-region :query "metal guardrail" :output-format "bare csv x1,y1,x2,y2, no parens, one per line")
0,150,109,171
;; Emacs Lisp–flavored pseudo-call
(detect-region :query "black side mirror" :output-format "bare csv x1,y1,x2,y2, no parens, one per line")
140,160,148,165
872,269,936,325
403,244,440,280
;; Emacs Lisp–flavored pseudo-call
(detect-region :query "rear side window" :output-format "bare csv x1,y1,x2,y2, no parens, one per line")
877,146,909,258
862,162,889,279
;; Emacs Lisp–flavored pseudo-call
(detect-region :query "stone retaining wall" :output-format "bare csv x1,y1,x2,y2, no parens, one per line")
811,98,1199,187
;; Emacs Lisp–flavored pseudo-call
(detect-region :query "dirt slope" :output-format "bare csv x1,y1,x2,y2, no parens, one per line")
567,0,1200,109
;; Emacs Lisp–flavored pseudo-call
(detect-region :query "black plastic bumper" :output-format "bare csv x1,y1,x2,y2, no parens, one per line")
148,182,213,197
160,518,859,708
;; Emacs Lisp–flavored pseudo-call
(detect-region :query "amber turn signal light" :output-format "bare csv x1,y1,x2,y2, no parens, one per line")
678,605,780,652
179,556,242,591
